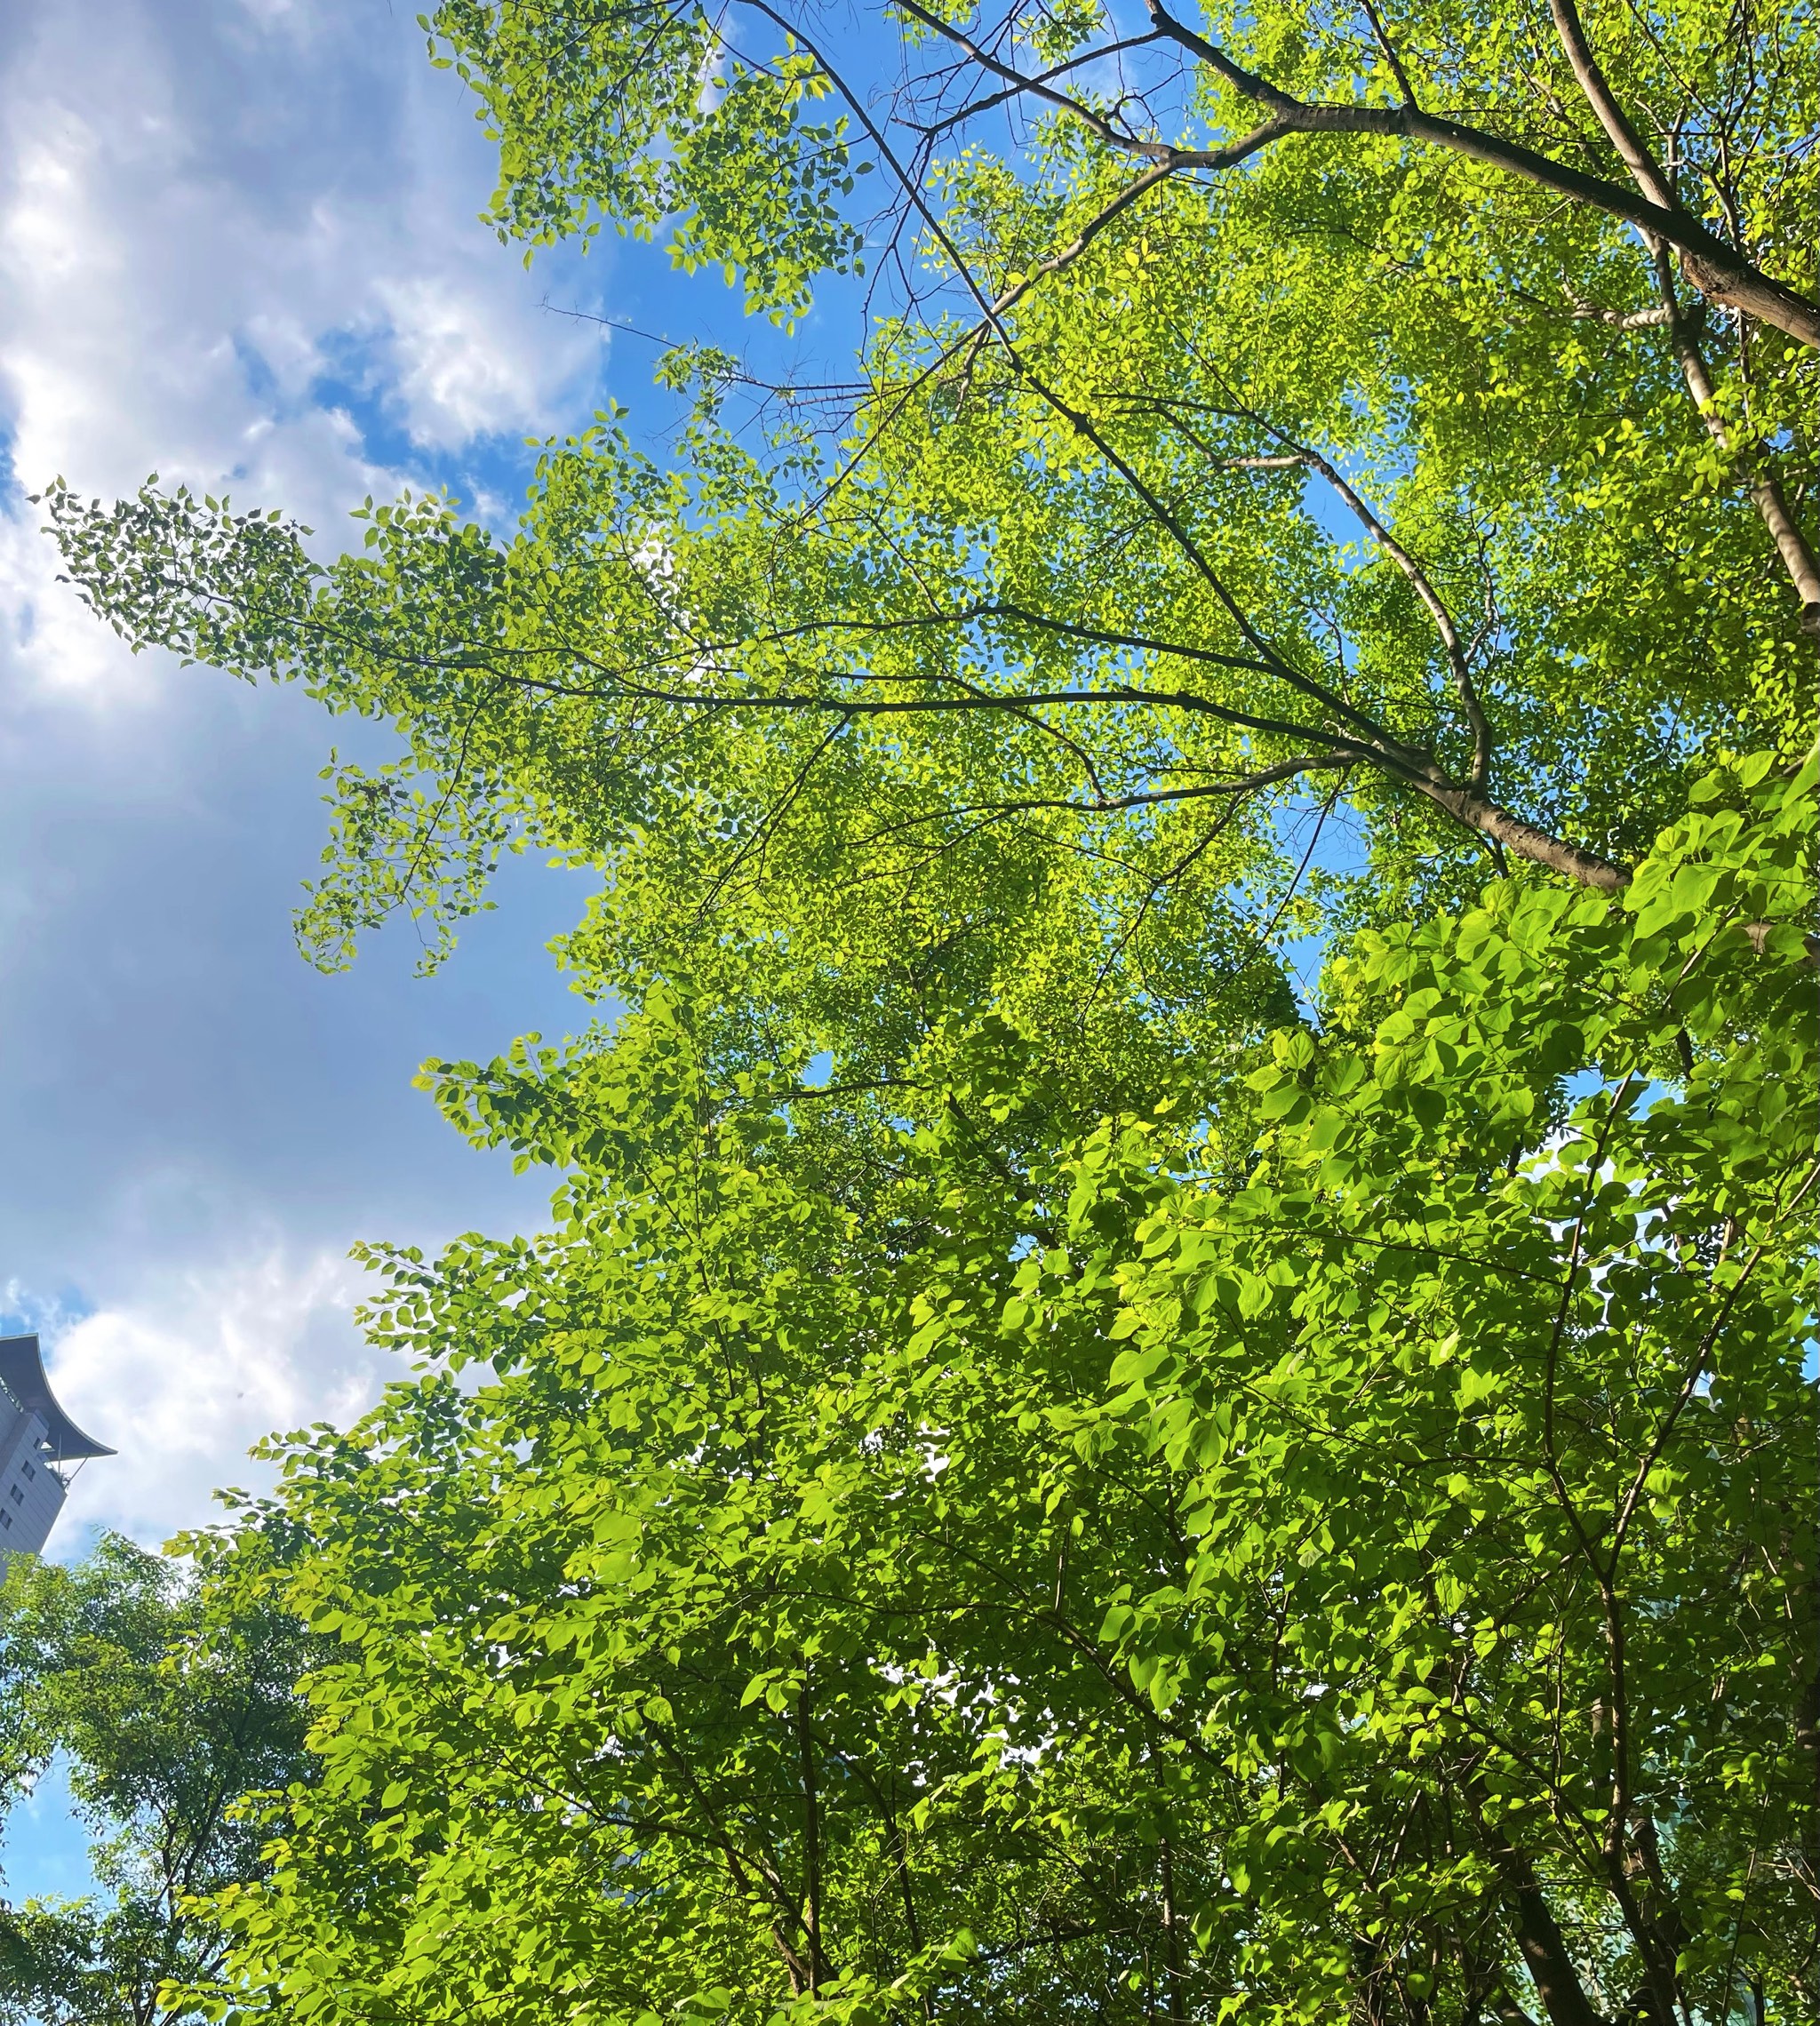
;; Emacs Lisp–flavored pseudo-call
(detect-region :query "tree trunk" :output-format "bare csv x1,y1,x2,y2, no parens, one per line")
1474,1827,1607,2026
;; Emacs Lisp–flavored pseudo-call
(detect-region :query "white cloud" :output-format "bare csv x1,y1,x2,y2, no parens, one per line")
41,1242,383,1548
378,270,586,448
0,0,608,698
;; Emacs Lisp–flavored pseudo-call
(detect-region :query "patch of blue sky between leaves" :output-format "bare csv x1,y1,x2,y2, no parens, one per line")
0,1756,97,1918
230,323,564,535
1262,786,1377,1022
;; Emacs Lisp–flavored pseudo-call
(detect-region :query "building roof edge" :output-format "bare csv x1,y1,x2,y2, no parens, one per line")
0,1334,116,1461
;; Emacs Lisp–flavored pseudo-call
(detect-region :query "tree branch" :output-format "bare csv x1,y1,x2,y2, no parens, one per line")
1225,429,1495,793
1544,0,1679,212
1138,0,1820,347
1646,247,1820,635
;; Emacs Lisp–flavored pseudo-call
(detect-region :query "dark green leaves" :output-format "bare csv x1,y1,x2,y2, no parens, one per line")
0,1536,314,2026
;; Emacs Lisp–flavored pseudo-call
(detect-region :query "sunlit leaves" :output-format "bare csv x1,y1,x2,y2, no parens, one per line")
179,759,1818,2023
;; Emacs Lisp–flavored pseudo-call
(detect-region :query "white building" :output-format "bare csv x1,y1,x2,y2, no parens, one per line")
0,1333,113,1557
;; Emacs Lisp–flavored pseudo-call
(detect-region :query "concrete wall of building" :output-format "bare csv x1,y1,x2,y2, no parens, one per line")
0,1334,110,1559
0,1403,69,1556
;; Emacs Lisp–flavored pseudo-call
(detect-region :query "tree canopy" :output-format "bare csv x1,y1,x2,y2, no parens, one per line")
0,1536,313,2026
185,752,1816,2024
25,0,1820,2019
43,0,1817,1094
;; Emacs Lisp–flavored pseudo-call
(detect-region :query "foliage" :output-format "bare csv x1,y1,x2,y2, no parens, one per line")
0,1535,315,2026
432,0,870,320
176,754,1817,2025
38,0,1818,1102
25,0,1820,2019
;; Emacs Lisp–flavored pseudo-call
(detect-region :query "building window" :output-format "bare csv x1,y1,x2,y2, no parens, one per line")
6,1487,20,1505
0,1512,10,1529
19,1462,32,1481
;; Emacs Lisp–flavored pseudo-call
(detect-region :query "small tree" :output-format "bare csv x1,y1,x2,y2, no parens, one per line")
0,1535,313,2026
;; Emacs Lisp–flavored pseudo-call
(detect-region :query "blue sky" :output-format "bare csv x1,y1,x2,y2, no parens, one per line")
0,0,808,1905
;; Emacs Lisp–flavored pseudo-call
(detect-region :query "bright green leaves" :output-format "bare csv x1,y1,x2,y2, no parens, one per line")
177,1013,1230,2018
668,57,871,319
426,3,868,322
1042,754,1818,2022
296,754,519,974
172,755,1819,2022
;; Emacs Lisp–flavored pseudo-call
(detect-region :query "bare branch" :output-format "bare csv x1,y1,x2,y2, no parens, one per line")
1568,297,1674,328
903,29,1169,142
1229,432,1496,794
